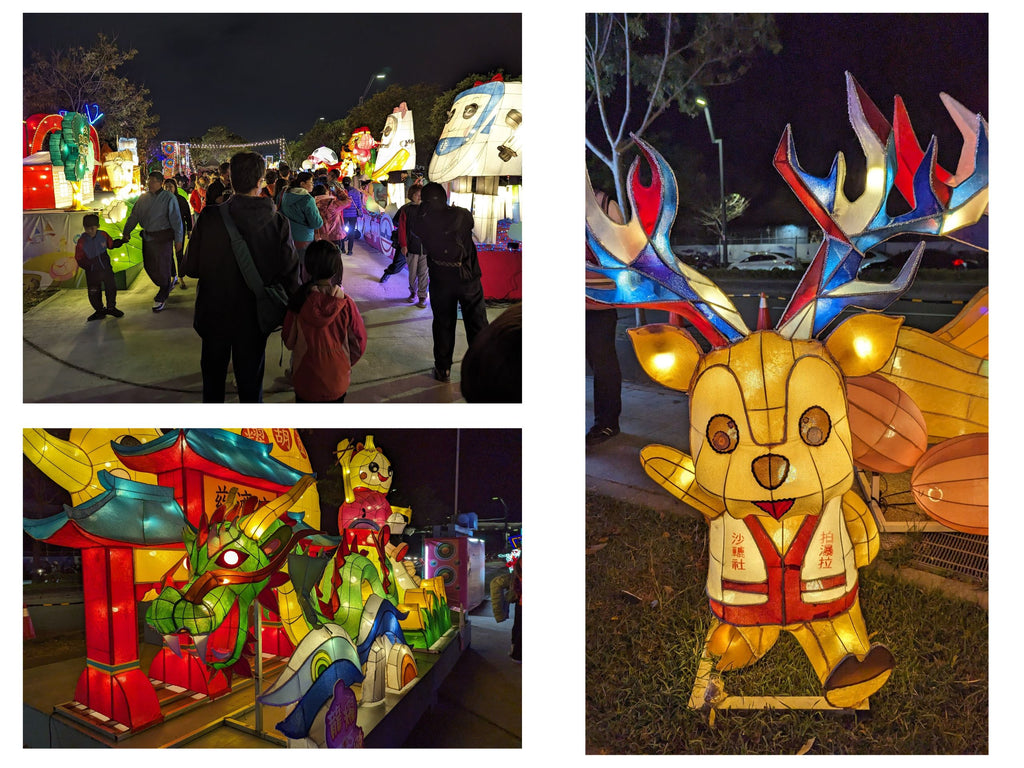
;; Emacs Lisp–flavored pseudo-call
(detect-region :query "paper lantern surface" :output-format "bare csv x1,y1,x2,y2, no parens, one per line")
373,102,416,180
911,433,988,534
429,77,522,182
847,374,928,473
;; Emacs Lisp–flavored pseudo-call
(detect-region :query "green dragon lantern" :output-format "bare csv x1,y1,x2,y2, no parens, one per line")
47,111,93,209
146,478,318,674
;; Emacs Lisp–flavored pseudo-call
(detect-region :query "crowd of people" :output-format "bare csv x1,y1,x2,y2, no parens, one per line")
77,151,520,403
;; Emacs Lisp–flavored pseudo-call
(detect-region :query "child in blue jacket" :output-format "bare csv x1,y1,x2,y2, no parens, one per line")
75,213,124,321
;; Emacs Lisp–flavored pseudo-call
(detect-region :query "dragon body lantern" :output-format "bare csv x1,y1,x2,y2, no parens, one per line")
586,74,988,708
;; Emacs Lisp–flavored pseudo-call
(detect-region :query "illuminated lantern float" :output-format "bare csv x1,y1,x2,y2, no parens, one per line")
334,436,453,650
23,429,318,732
24,429,452,745
23,111,144,291
429,75,523,299
586,73,988,709
354,104,419,259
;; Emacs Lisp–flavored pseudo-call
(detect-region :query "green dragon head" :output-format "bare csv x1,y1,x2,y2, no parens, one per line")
146,478,315,671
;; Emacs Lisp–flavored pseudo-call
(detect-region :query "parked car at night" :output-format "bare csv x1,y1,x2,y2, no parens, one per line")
728,252,800,272
857,252,893,276
674,249,718,270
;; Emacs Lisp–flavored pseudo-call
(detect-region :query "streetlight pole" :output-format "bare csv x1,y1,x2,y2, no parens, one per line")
492,496,509,551
697,97,728,267
359,72,387,104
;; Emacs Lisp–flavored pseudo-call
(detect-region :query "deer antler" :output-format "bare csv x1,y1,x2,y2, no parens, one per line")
774,73,988,339
586,136,749,346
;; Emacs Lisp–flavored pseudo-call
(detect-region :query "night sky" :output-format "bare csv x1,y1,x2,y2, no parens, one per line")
298,428,522,531
23,13,522,141
590,13,988,226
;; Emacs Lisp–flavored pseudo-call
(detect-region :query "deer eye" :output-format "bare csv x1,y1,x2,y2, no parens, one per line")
800,406,831,446
707,415,739,454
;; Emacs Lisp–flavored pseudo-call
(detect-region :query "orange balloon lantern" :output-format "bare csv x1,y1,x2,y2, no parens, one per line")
847,374,928,473
911,433,988,535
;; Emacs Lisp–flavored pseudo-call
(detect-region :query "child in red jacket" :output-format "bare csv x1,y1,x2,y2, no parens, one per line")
283,241,367,402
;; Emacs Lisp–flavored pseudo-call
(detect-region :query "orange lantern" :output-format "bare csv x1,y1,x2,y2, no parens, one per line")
911,433,988,534
847,374,928,473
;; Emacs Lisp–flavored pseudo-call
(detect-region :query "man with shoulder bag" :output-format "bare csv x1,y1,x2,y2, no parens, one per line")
184,151,299,402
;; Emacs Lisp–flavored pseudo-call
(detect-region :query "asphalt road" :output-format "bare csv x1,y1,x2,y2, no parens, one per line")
600,274,987,383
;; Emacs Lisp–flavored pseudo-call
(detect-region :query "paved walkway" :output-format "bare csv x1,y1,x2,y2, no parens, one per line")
23,239,510,403
585,374,696,515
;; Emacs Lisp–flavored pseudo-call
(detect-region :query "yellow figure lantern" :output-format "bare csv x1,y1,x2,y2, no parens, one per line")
586,74,987,709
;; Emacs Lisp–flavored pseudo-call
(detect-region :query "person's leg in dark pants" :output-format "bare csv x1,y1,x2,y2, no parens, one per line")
230,328,269,403
100,269,120,315
458,279,489,349
510,601,521,661
85,270,105,319
586,307,622,442
343,218,357,254
200,335,232,403
428,275,459,377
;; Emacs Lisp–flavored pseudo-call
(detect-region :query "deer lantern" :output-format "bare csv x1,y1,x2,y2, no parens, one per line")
585,73,987,708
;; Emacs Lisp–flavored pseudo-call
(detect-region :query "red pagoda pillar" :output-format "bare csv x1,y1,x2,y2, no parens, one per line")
74,546,162,731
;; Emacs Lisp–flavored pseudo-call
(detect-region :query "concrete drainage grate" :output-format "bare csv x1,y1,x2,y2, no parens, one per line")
911,531,988,583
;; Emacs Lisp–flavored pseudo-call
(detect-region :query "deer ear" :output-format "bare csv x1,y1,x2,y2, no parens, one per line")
825,313,904,377
627,324,703,392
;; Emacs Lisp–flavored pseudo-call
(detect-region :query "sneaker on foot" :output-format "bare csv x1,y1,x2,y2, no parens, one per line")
380,273,391,283
179,278,188,290
87,310,106,321
169,276,178,290
152,301,166,313
407,294,416,303
416,300,427,308
586,425,620,445
432,366,451,383
105,307,124,318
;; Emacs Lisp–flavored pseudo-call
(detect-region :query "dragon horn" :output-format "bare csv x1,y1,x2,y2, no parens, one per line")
239,476,316,539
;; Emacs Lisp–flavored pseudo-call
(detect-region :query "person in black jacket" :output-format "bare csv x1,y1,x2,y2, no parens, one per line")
163,178,193,289
184,151,300,402
409,182,489,383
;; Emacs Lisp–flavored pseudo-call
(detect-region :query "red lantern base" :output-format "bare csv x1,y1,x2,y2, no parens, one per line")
260,621,295,657
73,663,163,731
148,647,231,699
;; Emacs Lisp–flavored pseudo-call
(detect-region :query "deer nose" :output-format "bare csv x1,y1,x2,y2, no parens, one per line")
752,453,790,490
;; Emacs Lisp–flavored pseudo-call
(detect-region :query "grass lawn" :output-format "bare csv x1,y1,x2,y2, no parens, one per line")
586,492,988,755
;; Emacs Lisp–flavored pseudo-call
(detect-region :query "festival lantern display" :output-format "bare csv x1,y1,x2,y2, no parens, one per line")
24,112,100,210
372,102,417,213
430,75,522,244
25,428,458,745
333,436,452,648
306,146,340,170
23,428,320,731
911,433,988,534
847,374,929,473
586,73,988,709
23,112,147,290
426,74,523,299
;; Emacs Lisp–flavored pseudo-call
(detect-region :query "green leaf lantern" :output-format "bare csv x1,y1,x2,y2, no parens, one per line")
47,112,91,182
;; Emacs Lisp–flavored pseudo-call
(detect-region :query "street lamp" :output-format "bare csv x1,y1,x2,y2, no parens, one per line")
696,96,728,268
359,71,387,104
492,496,509,550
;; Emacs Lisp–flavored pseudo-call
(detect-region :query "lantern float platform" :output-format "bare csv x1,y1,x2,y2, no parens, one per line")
24,620,466,748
